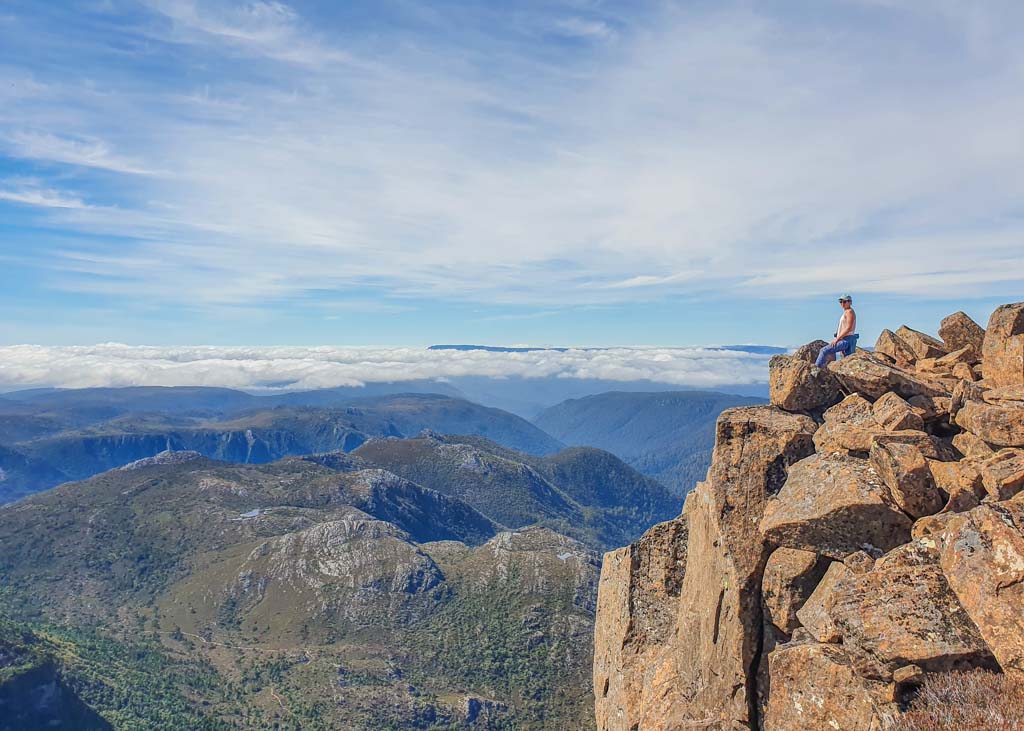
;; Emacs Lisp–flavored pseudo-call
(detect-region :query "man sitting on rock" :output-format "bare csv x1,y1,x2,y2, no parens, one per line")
815,295,859,368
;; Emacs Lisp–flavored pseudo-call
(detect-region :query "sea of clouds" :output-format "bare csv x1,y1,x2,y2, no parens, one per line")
0,344,775,393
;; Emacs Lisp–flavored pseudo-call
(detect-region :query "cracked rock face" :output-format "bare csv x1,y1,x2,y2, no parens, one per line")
593,406,815,731
759,453,912,559
936,501,1024,678
982,302,1024,388
594,301,1024,731
829,541,997,679
763,643,896,731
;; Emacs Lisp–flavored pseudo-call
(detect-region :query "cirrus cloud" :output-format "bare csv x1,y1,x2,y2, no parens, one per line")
0,0,1022,318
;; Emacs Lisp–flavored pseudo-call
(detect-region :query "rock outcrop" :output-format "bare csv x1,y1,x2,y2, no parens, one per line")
594,406,815,730
594,302,1024,731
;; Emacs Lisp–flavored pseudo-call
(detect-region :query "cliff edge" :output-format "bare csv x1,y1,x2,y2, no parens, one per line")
594,302,1024,730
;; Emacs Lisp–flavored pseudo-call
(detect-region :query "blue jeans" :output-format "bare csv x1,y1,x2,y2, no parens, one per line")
816,335,858,367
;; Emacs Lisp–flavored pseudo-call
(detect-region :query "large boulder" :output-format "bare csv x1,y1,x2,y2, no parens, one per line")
829,541,996,680
983,385,1024,407
896,326,949,360
760,453,913,558
872,392,925,432
954,399,1024,448
769,354,843,411
982,302,1024,388
594,406,817,731
763,643,897,731
795,560,849,643
869,441,944,519
935,344,978,368
832,353,949,401
825,393,875,424
792,339,829,363
939,311,985,353
762,547,830,636
907,394,951,423
951,432,995,459
927,459,984,513
875,329,917,368
976,449,1024,501
936,501,1024,678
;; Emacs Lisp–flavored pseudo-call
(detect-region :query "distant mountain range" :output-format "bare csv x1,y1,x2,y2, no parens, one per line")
0,391,563,504
535,390,767,496
0,429,675,728
0,380,765,728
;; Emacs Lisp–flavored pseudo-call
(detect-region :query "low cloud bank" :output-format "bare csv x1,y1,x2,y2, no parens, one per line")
0,344,774,393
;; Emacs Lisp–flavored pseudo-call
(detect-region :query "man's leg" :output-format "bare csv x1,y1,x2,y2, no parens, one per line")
815,342,841,368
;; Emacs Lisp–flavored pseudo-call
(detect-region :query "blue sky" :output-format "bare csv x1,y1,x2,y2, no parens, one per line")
1,0,1022,349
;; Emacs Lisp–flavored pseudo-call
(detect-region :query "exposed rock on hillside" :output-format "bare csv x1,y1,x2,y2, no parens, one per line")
593,406,815,729
594,302,1024,731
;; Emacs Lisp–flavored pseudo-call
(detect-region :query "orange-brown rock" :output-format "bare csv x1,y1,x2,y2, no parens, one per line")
813,422,875,456
939,311,986,353
984,385,1024,407
795,560,848,643
936,501,1024,677
907,394,951,423
951,376,987,406
825,393,876,424
936,344,978,368
829,541,996,680
594,406,816,731
869,441,943,519
953,362,976,382
927,459,984,515
954,399,1024,448
976,449,1024,500
792,339,829,363
844,549,876,574
595,301,1024,731
951,431,995,459
875,329,917,368
982,302,1024,388
769,354,843,412
871,430,948,460
897,326,949,360
832,352,949,401
763,643,897,731
872,391,925,432
813,422,946,460
911,511,961,541
593,517,688,731
760,453,912,558
762,548,830,635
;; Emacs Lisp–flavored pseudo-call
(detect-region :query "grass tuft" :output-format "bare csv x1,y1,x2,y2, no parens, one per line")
894,670,1024,731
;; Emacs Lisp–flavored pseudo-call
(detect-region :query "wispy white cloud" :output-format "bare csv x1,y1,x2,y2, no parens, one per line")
140,0,355,66
0,183,89,209
3,131,156,175
0,344,773,391
2,0,1023,312
554,17,615,41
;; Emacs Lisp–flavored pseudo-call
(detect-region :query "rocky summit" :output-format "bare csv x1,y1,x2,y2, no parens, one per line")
593,302,1024,731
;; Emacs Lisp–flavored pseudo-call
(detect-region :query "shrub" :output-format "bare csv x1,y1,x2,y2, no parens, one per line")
894,670,1024,731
